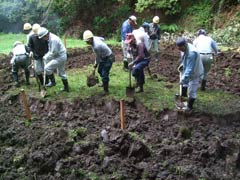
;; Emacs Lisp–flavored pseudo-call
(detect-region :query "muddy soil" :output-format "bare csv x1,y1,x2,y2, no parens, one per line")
0,45,240,180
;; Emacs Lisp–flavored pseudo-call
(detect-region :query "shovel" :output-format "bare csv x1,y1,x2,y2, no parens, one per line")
175,70,186,110
87,67,99,87
126,69,135,97
40,69,47,98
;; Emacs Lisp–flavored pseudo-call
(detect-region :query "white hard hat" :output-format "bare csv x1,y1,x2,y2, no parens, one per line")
153,16,160,24
23,23,32,31
38,27,49,39
129,15,137,25
83,30,93,41
13,41,22,47
32,23,41,34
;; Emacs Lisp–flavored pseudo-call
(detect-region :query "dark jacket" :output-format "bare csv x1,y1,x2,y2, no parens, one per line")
28,34,48,60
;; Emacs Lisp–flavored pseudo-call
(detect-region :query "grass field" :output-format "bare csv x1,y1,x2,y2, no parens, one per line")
8,62,240,116
0,33,120,54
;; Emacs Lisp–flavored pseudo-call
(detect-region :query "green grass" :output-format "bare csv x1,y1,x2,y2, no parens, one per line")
7,62,240,117
0,33,121,54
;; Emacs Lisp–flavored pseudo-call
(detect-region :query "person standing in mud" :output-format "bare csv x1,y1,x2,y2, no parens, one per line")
193,29,219,91
121,15,137,71
10,41,30,87
149,16,161,61
28,23,51,86
37,27,69,92
176,38,203,112
83,30,114,94
126,33,150,93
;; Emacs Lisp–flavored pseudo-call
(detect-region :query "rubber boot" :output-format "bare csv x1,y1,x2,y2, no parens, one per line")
25,70,30,85
61,79,69,92
12,72,20,87
154,52,159,61
183,98,195,112
123,61,129,71
37,74,44,85
201,80,206,91
103,81,109,93
135,84,144,93
46,74,56,87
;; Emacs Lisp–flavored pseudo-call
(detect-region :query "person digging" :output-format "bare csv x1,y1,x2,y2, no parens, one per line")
37,27,69,92
176,38,204,112
10,41,31,87
83,30,114,94
125,33,150,93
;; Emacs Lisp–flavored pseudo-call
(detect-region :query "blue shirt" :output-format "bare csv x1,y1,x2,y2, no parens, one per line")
121,19,133,41
181,43,203,83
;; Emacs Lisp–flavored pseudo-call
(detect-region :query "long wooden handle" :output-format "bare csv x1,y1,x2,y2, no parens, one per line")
129,70,132,87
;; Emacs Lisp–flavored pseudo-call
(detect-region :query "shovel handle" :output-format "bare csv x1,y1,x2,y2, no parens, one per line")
129,69,132,88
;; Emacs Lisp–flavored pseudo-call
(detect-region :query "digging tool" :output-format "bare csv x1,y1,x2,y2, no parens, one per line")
40,68,47,98
126,68,135,97
175,67,186,110
87,66,99,87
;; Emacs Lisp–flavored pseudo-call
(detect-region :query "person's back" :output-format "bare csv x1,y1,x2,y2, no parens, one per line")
11,42,30,87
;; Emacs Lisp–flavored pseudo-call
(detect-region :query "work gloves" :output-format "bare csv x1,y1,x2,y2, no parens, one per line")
29,51,33,58
180,75,189,85
128,61,135,69
93,63,98,69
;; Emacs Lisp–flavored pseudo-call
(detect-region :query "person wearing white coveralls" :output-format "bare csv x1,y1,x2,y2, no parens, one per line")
193,29,219,91
176,38,204,112
37,27,69,92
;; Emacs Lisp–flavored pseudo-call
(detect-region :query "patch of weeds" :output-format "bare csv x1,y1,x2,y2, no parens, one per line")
98,143,105,161
175,166,184,177
24,119,31,127
179,126,191,139
87,172,98,180
224,67,232,78
129,132,146,143
142,169,149,180
68,127,88,142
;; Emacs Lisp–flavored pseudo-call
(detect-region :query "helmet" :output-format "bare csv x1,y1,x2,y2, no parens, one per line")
38,27,49,39
23,23,32,31
153,16,159,24
83,30,93,41
129,15,137,25
198,29,206,36
13,41,22,47
32,23,41,34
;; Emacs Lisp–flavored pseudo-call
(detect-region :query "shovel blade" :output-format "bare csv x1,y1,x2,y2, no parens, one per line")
40,89,47,98
126,86,135,97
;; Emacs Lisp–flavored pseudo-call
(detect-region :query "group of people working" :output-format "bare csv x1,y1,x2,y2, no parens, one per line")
10,16,219,112
10,23,69,92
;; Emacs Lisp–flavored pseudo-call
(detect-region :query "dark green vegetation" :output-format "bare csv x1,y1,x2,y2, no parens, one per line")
1,0,240,44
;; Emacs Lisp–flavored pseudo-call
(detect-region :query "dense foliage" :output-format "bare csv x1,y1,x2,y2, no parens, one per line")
0,0,239,43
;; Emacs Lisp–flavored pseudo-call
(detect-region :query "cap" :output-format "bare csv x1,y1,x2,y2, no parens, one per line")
198,29,207,36
176,38,186,46
142,22,150,29
129,15,137,25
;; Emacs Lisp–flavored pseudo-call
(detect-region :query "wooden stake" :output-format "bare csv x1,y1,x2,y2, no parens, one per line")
20,89,31,120
120,99,126,129
64,35,67,48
